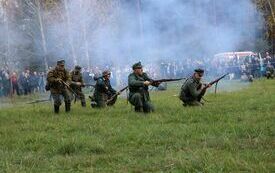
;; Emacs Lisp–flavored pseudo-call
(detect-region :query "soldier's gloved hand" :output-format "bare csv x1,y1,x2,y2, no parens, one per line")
55,78,63,83
206,84,212,88
144,81,151,86
153,81,161,86
76,82,82,86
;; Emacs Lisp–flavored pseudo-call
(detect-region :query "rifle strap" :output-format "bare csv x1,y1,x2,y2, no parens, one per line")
214,82,218,95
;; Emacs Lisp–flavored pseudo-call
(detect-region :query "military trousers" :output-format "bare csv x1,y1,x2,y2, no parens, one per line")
129,93,154,113
51,89,71,107
183,100,203,106
74,89,86,106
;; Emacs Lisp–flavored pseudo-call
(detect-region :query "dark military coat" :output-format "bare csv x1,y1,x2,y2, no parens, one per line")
180,76,203,102
47,67,71,94
70,70,84,90
93,77,116,102
128,72,155,102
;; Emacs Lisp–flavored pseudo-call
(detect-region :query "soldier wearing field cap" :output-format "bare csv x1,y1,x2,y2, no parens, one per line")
47,60,71,113
91,70,118,108
70,65,86,107
128,62,160,113
179,68,211,106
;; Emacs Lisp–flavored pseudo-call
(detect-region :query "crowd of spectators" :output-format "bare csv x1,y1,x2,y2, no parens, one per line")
0,52,274,98
0,69,46,97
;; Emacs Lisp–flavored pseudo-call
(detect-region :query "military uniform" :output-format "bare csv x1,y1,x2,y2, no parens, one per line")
179,69,206,106
47,60,71,113
70,66,86,107
92,71,117,108
128,62,159,113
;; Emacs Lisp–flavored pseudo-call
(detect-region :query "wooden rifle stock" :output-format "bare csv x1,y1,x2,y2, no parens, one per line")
106,86,129,104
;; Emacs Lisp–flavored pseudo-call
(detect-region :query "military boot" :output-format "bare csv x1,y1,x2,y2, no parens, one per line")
134,106,142,112
81,101,86,107
65,103,71,112
54,105,59,114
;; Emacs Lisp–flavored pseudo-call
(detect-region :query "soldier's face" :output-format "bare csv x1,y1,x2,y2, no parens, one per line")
134,68,143,75
195,72,203,80
104,74,111,80
57,64,65,70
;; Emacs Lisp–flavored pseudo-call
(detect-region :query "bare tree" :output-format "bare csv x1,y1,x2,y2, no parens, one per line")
63,0,77,66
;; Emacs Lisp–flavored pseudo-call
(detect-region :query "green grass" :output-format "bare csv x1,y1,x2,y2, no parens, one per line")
0,80,274,172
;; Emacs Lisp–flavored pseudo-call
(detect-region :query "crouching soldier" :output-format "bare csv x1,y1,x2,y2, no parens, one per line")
179,69,211,106
91,70,118,108
128,62,160,113
47,60,71,113
70,65,86,107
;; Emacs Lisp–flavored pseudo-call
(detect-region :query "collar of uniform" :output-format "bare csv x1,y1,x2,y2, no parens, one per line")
192,75,200,83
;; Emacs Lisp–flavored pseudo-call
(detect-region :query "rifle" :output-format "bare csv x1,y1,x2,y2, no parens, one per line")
27,98,51,104
83,83,95,87
106,86,129,104
201,73,229,91
59,80,80,103
197,73,229,101
151,78,185,85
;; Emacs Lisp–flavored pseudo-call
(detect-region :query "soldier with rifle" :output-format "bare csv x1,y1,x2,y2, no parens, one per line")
179,69,208,106
128,62,161,113
70,65,86,107
46,60,71,113
91,70,119,108
180,69,228,106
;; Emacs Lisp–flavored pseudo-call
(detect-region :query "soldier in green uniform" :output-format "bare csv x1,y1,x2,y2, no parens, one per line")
91,70,118,108
128,62,160,113
47,60,71,113
70,65,86,107
179,69,211,106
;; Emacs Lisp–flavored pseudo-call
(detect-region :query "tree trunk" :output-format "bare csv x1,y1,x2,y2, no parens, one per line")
36,0,49,72
3,4,9,68
267,0,275,23
80,0,90,69
64,0,77,66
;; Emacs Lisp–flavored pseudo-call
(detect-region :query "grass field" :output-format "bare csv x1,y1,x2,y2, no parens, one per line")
0,79,274,172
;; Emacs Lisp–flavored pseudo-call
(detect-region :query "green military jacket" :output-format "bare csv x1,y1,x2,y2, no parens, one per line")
70,70,84,90
128,72,153,102
180,76,203,102
93,77,116,102
47,67,71,94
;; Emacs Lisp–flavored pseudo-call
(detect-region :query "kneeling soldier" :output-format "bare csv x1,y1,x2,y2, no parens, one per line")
179,69,211,106
91,70,117,108
47,60,71,113
128,62,160,113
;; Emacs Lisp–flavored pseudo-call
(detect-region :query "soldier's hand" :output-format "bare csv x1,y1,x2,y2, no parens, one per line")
144,81,151,86
206,84,212,88
76,82,82,86
55,78,63,83
154,81,161,86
